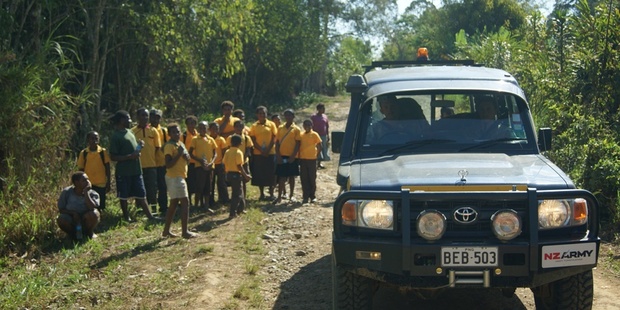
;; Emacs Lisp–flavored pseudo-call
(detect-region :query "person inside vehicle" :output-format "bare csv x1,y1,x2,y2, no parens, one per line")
396,98,425,120
378,94,398,121
476,96,498,121
371,95,428,142
395,97,429,138
440,107,455,119
474,96,513,139
371,94,401,141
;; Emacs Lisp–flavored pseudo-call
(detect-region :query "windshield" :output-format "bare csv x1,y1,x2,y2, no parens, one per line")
360,92,533,153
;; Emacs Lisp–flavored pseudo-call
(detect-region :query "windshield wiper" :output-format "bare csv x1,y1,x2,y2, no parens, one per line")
379,139,455,156
458,138,527,152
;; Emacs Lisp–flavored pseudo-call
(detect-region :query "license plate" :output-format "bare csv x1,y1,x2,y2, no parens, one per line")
441,247,498,267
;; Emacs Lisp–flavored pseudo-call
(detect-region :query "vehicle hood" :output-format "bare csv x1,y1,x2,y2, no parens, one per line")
347,153,573,190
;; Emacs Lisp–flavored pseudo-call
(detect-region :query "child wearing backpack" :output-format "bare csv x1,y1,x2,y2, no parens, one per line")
76,131,111,210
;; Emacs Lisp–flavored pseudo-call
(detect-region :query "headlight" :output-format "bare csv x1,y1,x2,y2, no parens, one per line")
360,200,394,229
416,210,446,241
538,200,569,228
491,210,522,241
538,199,588,229
341,200,394,230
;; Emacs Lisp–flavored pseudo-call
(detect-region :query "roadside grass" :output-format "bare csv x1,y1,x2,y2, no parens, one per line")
602,233,620,276
0,182,65,258
0,189,270,309
229,204,266,308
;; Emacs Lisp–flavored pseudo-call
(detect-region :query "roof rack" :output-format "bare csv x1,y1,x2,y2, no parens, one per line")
364,60,482,73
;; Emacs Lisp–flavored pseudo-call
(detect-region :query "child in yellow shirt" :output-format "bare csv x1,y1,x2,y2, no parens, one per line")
76,131,111,210
209,122,230,205
299,120,323,204
189,121,217,211
183,115,198,205
149,109,169,215
162,123,197,239
223,135,251,218
274,109,301,204
226,120,253,198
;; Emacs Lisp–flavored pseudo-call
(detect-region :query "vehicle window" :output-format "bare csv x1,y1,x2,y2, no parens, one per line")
362,92,531,152
365,95,431,144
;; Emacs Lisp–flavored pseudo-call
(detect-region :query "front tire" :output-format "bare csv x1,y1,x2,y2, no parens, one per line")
532,270,593,310
332,254,375,310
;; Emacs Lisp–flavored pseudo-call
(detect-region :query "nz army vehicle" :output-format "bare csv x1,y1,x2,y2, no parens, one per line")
331,59,600,310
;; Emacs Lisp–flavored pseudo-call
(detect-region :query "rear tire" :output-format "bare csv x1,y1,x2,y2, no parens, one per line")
532,270,593,310
332,254,375,310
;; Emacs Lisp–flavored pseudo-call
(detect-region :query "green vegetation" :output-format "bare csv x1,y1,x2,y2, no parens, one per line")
0,201,268,309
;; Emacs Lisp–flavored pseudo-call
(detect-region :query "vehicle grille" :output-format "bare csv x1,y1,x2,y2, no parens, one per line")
408,200,529,241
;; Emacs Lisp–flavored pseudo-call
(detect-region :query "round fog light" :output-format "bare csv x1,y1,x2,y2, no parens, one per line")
491,210,522,241
416,210,446,241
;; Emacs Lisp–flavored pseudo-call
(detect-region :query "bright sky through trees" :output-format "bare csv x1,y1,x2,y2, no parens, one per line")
396,0,555,16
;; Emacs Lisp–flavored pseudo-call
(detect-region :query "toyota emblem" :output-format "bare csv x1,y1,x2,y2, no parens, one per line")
454,207,478,224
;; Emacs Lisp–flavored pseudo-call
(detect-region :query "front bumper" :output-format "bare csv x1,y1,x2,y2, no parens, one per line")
332,188,600,288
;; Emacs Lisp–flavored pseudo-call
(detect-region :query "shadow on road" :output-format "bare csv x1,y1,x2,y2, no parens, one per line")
273,255,332,310
372,285,529,310
273,254,530,310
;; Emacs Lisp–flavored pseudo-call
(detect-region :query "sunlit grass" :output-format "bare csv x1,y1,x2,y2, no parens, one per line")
233,278,263,308
195,245,214,255
0,195,274,308
245,261,260,275
235,207,266,255
221,300,241,310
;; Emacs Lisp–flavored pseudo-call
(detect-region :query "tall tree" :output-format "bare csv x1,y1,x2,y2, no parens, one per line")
382,0,531,59
0,1,87,189
326,36,373,94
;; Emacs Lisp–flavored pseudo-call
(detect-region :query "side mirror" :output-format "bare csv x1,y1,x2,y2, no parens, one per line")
538,128,552,151
331,131,345,154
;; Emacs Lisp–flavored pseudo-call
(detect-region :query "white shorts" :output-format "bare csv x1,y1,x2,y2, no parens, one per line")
165,176,188,200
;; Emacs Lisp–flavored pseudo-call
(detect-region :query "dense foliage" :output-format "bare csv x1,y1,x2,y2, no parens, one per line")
1,0,619,256
452,0,620,223
0,0,389,256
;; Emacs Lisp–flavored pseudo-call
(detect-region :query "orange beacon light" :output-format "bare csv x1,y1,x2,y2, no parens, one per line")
417,47,429,61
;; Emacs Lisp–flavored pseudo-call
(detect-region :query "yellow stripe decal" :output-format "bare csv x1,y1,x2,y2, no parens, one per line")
402,185,528,192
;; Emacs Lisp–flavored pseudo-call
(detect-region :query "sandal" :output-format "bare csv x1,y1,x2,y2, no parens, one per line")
182,232,198,239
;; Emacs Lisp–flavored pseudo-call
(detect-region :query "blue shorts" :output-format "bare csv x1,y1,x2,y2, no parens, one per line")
116,174,147,200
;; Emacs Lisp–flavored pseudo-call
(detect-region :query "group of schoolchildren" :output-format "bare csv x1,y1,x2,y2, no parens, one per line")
57,101,329,240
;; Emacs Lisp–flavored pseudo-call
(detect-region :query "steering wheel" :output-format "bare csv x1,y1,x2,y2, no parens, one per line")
481,121,514,139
